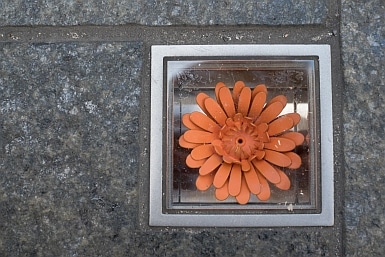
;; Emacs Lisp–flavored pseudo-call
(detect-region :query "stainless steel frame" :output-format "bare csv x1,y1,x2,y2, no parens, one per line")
150,44,333,227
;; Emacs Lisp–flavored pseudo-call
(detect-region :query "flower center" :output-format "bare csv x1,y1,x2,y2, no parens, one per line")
218,113,269,163
236,137,245,145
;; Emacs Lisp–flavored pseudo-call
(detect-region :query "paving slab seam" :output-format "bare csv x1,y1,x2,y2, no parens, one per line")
0,24,338,44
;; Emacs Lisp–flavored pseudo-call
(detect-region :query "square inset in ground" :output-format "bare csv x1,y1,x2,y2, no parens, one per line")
150,45,333,227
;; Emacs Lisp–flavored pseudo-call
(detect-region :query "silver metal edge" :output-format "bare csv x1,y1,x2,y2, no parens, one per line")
149,44,334,227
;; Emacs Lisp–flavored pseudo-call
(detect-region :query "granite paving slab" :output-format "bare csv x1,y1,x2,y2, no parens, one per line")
341,0,385,256
0,0,371,255
0,42,142,256
0,0,327,26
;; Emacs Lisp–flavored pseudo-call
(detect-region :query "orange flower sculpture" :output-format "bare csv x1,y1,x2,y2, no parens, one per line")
178,81,304,204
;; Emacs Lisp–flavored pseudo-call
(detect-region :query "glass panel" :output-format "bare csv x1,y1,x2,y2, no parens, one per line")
166,58,319,213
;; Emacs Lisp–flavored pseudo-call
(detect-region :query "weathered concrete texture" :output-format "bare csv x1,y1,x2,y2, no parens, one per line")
0,0,327,26
0,42,142,256
341,0,385,256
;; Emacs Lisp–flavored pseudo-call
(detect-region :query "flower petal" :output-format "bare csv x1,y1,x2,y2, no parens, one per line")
243,164,261,195
179,135,200,149
264,137,296,152
251,84,267,99
236,175,250,204
252,159,281,184
199,153,222,175
191,144,215,160
280,132,304,146
228,164,242,196
249,149,265,161
267,95,287,108
255,101,284,124
182,114,202,130
255,171,271,201
248,91,267,119
256,122,268,133
215,81,226,101
274,167,291,190
254,123,269,142
196,92,210,115
223,155,241,164
215,180,229,201
232,81,245,104
186,154,206,168
241,159,251,172
190,111,220,133
284,152,302,169
218,86,236,118
204,97,228,126
267,116,294,136
211,139,227,156
237,86,252,116
196,173,214,191
264,149,292,167
213,163,232,188
284,113,301,126
184,130,216,144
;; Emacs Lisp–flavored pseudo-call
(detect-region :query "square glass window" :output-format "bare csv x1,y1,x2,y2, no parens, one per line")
150,45,333,227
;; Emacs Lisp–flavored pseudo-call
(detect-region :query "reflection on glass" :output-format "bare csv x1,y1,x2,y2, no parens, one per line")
167,58,318,212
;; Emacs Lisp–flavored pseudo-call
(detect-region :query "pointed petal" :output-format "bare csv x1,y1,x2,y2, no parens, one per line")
264,149,292,167
196,92,210,115
267,116,294,136
228,164,242,196
184,130,216,144
179,135,200,149
248,91,267,119
223,155,241,164
211,139,226,156
182,114,202,130
236,175,250,204
204,97,227,126
255,101,284,124
233,113,243,130
243,164,261,195
191,144,215,160
284,152,302,169
186,154,206,168
190,111,220,132
199,153,222,175
255,171,271,201
237,86,252,116
255,123,270,142
215,82,227,101
249,149,265,161
232,81,245,103
280,132,304,146
264,137,296,152
218,86,236,118
215,181,229,201
196,173,214,191
267,95,287,108
274,167,291,190
213,163,232,188
252,159,281,184
241,159,251,172
284,113,301,126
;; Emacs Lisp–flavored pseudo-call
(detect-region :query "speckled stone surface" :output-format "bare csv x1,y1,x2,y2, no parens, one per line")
2,0,384,255
0,0,327,26
0,42,142,256
341,0,385,256
0,38,343,256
